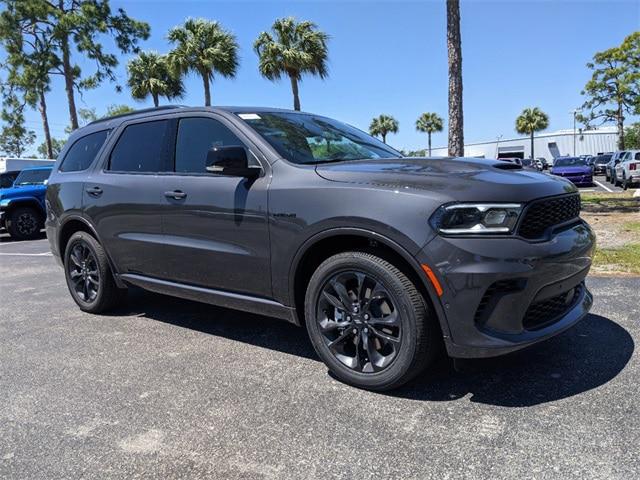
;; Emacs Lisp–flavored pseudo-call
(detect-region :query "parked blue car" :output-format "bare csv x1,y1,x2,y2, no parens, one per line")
550,157,593,186
0,166,52,240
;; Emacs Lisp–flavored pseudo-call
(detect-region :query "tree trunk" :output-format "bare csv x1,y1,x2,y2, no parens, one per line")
530,131,534,159
152,92,159,107
617,101,625,150
202,73,211,106
428,132,432,156
382,132,387,144
447,0,464,157
289,73,301,111
60,34,78,131
38,90,53,159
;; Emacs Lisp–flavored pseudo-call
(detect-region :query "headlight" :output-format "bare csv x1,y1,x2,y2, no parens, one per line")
430,203,522,235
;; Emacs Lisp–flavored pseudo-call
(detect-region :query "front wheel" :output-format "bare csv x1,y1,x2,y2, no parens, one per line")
304,251,438,391
6,206,42,240
64,231,126,313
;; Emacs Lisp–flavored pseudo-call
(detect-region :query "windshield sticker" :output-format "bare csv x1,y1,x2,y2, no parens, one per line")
238,113,261,120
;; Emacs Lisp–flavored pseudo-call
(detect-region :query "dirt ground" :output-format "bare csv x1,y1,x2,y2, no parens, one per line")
582,211,640,249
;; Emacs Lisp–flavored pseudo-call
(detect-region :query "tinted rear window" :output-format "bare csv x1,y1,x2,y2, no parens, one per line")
59,130,109,172
109,120,172,172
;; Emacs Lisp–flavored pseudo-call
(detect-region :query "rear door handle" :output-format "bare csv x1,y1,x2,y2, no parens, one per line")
164,190,187,200
85,186,103,197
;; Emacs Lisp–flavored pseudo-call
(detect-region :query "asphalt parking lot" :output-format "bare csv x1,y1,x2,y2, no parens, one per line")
1,235,639,479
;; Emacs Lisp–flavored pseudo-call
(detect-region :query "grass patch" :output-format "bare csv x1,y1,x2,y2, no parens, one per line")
580,191,640,212
623,221,640,234
593,243,640,274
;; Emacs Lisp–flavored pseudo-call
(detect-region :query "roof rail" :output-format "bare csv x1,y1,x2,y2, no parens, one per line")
87,105,187,126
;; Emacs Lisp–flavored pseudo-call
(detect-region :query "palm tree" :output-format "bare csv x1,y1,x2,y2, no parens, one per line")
415,112,444,156
369,115,399,144
254,17,329,111
515,107,549,159
127,51,184,107
447,0,464,156
168,19,239,106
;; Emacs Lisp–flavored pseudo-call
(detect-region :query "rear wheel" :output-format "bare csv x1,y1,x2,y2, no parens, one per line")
64,231,126,313
623,173,628,190
304,251,438,391
6,206,42,240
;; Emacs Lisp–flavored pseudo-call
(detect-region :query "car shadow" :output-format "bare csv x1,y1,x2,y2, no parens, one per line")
116,289,633,408
0,231,47,243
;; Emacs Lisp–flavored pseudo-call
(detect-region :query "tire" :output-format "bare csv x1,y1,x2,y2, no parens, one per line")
623,174,628,191
64,231,126,313
304,251,438,391
6,206,42,240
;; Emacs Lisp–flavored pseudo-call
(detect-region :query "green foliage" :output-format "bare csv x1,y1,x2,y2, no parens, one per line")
105,104,135,117
415,112,443,155
515,107,549,136
37,138,65,158
0,90,35,157
127,51,184,107
369,114,399,144
168,18,238,106
0,0,150,131
624,122,640,150
254,17,329,110
416,113,444,135
578,32,640,149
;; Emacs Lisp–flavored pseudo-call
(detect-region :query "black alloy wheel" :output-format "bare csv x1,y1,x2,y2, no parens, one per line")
64,231,126,313
316,271,402,373
67,241,100,303
305,251,438,391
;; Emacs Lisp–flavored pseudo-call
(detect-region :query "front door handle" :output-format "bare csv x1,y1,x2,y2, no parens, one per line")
85,186,103,197
164,190,187,200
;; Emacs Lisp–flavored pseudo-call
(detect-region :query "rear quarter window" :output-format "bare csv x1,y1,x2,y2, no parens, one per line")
59,130,109,172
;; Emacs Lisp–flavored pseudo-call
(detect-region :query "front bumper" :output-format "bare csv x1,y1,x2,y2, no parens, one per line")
417,220,595,358
557,174,592,185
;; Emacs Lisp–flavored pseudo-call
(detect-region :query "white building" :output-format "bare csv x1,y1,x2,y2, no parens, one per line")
430,126,618,160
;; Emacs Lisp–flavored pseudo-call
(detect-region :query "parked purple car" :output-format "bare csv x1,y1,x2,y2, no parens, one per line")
551,157,593,186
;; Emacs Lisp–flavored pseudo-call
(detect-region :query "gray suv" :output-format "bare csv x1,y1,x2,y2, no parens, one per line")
46,106,595,391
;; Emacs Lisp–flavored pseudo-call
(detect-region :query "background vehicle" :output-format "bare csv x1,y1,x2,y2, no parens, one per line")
0,157,55,173
615,150,640,189
550,156,593,186
46,106,594,391
593,153,612,175
605,151,628,183
0,166,52,240
0,170,20,189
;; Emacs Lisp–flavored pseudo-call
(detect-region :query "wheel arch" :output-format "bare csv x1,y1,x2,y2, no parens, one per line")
58,216,126,288
289,228,446,335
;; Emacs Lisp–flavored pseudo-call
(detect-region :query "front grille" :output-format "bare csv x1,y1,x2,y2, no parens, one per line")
523,283,583,330
518,194,581,240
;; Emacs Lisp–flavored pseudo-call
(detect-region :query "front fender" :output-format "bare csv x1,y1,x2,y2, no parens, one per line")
0,196,43,212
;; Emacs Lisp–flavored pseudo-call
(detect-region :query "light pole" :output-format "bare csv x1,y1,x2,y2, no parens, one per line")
495,134,503,158
571,109,581,156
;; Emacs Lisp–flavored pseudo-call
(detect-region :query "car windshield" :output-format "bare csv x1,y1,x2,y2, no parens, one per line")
236,111,402,164
554,157,586,167
14,169,51,186
596,155,611,164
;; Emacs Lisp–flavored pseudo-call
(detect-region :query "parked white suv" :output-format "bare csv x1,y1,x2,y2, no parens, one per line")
615,150,640,189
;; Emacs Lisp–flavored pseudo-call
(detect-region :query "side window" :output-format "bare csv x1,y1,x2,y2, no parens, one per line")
635,152,640,160
174,117,251,174
109,120,172,172
59,130,109,172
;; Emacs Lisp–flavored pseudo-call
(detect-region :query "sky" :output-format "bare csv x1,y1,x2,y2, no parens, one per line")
12,0,640,154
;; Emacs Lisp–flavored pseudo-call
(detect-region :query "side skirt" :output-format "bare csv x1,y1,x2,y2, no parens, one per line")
118,273,299,325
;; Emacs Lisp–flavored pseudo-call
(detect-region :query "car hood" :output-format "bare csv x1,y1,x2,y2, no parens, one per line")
315,157,577,203
0,184,45,199
551,166,591,175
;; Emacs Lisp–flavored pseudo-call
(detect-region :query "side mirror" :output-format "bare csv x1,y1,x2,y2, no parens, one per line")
205,146,260,178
